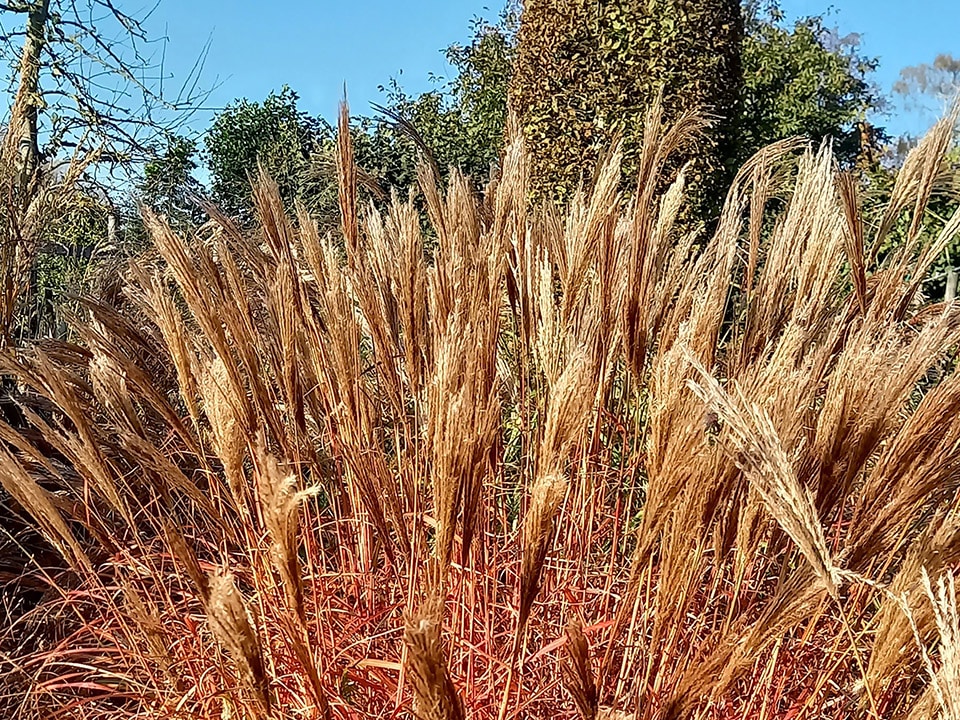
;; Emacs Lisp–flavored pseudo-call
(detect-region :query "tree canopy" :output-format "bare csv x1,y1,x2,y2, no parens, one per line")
739,5,882,167
0,0,909,339
203,86,330,220
197,1,889,228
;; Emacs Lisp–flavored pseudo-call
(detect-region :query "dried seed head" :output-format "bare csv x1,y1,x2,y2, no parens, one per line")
562,620,598,720
403,596,464,720
206,572,270,711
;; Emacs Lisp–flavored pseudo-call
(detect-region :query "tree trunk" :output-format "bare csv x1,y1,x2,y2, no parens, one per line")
0,1,51,348
107,211,117,248
4,0,52,182
946,268,958,303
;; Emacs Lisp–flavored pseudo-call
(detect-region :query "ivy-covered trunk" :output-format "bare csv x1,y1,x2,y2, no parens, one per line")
510,0,744,219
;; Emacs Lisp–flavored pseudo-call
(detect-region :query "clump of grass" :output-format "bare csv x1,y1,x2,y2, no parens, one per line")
2,99,960,720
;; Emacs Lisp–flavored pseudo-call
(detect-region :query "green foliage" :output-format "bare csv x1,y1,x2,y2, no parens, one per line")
510,0,744,212
203,87,331,220
870,55,960,302
431,9,517,180
292,10,518,229
922,171,960,300
27,190,110,340
199,1,888,234
140,134,206,232
865,143,960,302
739,6,882,166
507,0,890,213
368,9,518,192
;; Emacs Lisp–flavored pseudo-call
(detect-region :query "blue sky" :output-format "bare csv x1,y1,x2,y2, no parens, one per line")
142,0,501,128
142,0,958,139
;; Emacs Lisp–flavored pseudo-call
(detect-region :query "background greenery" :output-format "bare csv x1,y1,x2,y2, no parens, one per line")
0,0,958,341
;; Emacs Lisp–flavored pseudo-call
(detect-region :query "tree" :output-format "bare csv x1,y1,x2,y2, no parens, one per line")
739,5,883,168
894,53,960,119
139,134,205,232
0,0,207,345
286,8,518,230
104,133,206,260
357,6,519,196
510,0,744,212
26,186,111,339
887,55,960,301
203,86,330,220
0,0,206,177
411,0,883,215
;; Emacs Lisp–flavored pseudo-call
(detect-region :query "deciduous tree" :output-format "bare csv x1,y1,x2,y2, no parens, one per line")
739,5,883,167
203,86,329,220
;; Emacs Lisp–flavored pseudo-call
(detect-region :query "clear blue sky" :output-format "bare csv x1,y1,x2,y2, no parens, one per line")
142,0,958,139
142,0,501,128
